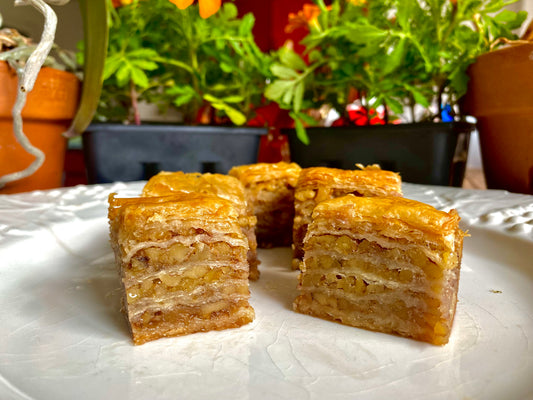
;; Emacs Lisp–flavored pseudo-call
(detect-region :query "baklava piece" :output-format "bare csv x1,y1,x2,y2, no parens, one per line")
292,165,402,268
229,162,301,248
142,171,260,280
293,195,465,345
108,193,255,345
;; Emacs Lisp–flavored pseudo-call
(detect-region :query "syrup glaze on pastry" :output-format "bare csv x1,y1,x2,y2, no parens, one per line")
229,162,301,248
293,195,465,345
142,171,260,280
108,193,255,345
292,165,402,268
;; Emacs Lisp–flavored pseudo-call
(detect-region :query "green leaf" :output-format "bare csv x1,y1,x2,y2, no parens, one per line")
127,48,159,59
382,38,407,75
231,41,245,57
168,84,197,107
449,66,470,100
295,111,318,126
271,64,300,79
130,59,158,71
290,112,310,145
221,2,238,19
65,0,108,137
345,24,388,44
103,55,122,80
264,80,294,102
154,56,194,73
396,0,415,32
293,81,304,113
203,93,221,103
282,84,295,105
224,106,247,125
239,13,255,36
404,84,430,108
209,101,247,125
209,84,230,92
130,67,149,87
384,96,404,115
482,0,510,14
499,10,528,30
357,41,382,57
493,9,519,23
115,63,132,87
220,62,233,73
222,95,245,103
308,49,323,63
167,85,192,94
317,2,329,30
172,92,195,107
279,47,307,71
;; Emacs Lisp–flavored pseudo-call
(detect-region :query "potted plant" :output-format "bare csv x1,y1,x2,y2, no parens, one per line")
265,0,528,186
461,24,533,194
0,24,78,194
82,0,275,183
0,0,107,194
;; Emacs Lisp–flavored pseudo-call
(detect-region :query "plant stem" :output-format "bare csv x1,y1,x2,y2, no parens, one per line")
186,10,202,122
436,78,446,123
409,95,415,123
130,79,140,125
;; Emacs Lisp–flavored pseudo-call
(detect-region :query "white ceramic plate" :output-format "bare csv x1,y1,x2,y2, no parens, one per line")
1,183,532,400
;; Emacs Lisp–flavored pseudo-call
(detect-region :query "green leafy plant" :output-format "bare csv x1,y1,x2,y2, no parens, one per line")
94,0,273,125
265,0,528,143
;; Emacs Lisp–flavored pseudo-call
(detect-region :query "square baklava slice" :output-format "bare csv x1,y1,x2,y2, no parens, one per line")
142,171,260,280
293,195,465,345
292,165,402,268
229,162,301,248
108,193,255,345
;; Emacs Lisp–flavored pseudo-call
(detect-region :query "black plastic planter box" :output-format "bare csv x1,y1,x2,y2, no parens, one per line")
283,122,474,187
82,124,267,184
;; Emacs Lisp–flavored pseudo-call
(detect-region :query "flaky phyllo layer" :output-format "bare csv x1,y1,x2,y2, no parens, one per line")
229,162,302,248
142,171,260,280
108,193,254,345
292,165,403,266
294,195,465,345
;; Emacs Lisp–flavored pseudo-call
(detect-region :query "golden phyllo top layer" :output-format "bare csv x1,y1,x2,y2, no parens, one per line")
311,195,465,249
297,165,402,196
108,193,244,243
229,162,302,187
142,171,247,212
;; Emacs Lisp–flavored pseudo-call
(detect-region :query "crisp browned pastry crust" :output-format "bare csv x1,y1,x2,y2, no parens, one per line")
108,193,255,345
229,162,301,248
293,195,465,345
292,165,402,267
142,171,260,280
142,171,249,213
229,162,301,187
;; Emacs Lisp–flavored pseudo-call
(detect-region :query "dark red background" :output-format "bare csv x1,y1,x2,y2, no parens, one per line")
234,0,307,51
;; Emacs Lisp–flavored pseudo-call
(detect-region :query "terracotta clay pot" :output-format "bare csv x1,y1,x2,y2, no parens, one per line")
0,61,80,194
462,43,533,194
